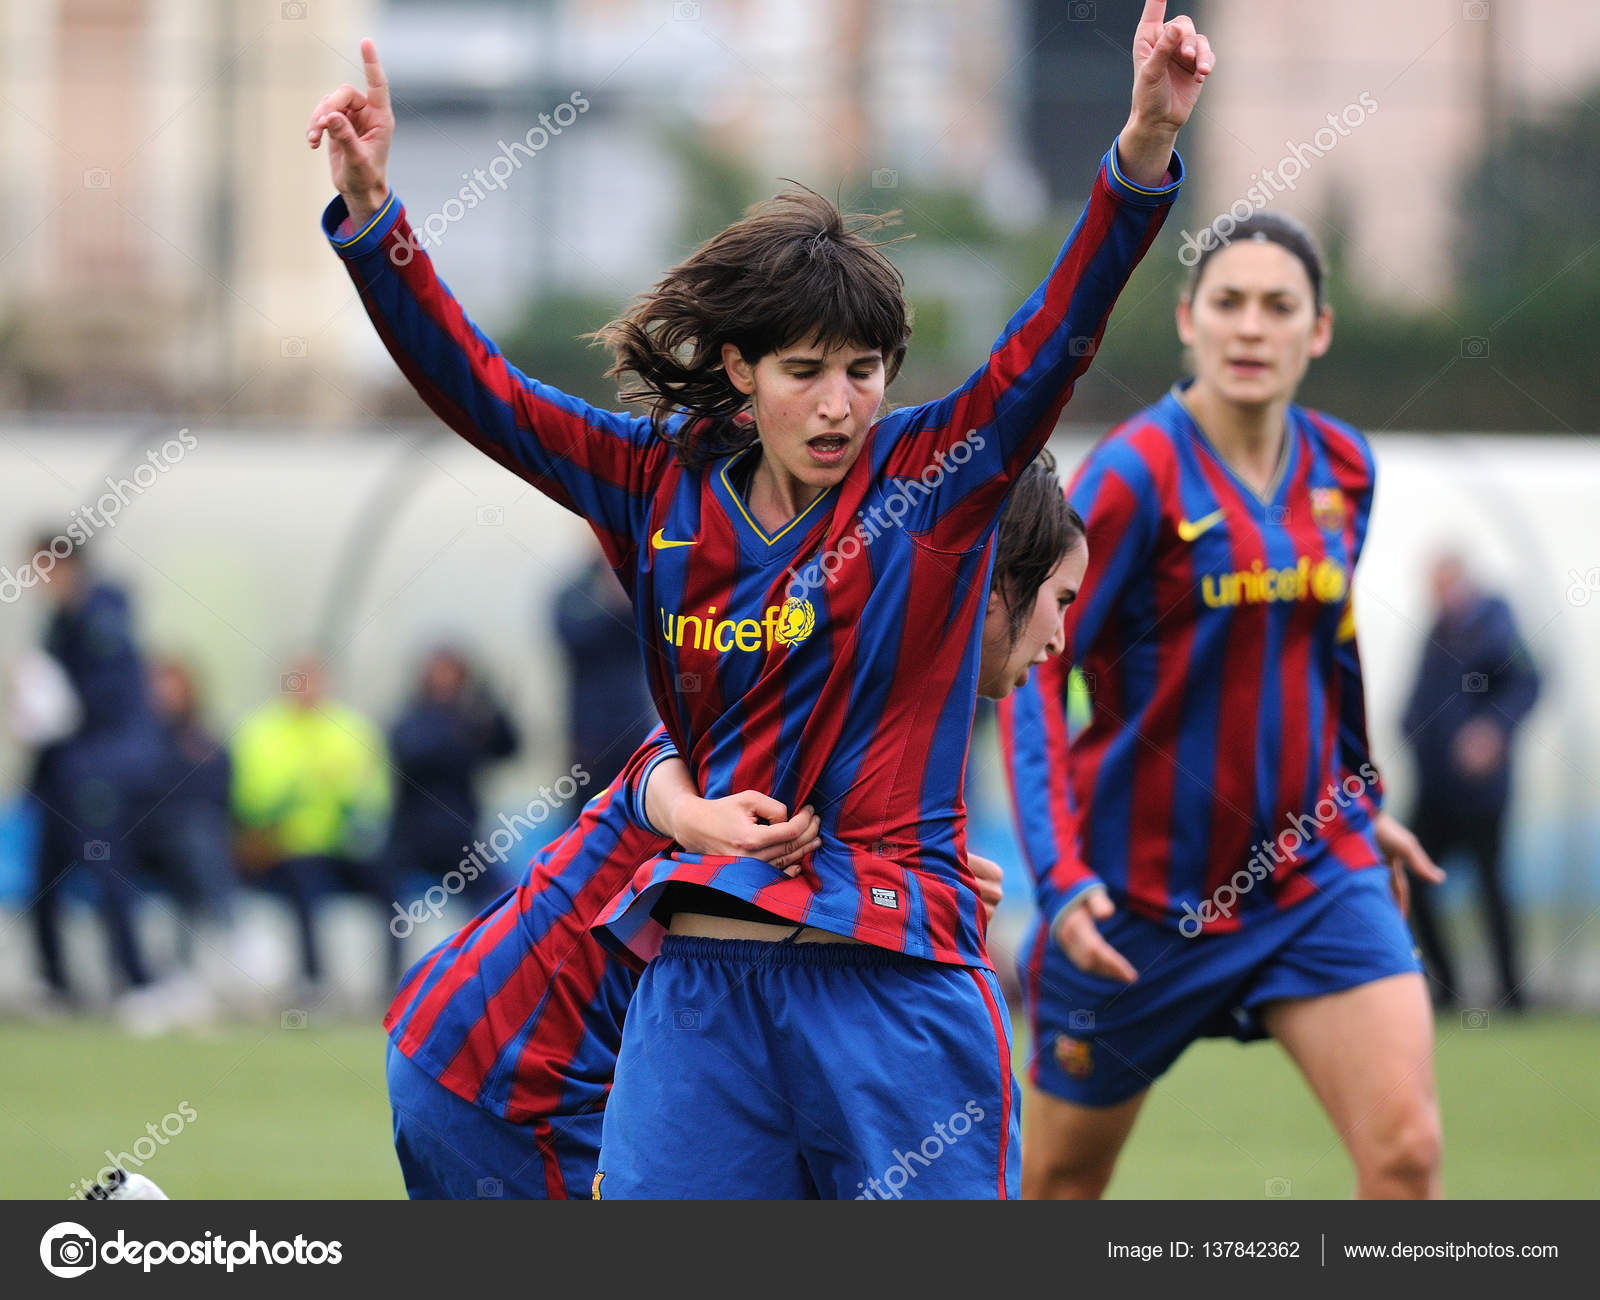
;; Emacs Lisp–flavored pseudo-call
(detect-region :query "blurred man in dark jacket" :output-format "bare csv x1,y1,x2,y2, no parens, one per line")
1401,553,1542,1010
382,646,519,906
133,657,265,984
552,555,651,793
21,537,164,1014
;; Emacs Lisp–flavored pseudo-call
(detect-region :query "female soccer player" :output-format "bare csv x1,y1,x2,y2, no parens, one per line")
385,458,1085,1198
311,3,1210,1197
997,210,1446,1200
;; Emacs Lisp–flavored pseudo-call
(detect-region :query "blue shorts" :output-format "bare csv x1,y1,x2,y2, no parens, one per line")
385,1039,601,1199
596,936,1021,1199
1020,866,1422,1108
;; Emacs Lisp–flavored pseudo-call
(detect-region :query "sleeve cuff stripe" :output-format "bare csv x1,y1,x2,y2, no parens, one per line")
1107,146,1182,197
334,191,397,249
632,750,673,836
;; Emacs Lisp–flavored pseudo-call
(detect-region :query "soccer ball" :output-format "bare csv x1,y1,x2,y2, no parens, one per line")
83,1168,169,1200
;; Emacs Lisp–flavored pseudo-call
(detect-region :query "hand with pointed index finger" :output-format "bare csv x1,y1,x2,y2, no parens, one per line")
307,37,394,229
1116,1,1215,188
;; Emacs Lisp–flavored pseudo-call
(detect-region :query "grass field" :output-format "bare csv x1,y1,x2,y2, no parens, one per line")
3,1013,1596,1199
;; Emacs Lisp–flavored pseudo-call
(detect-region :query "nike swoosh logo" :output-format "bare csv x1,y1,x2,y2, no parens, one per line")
1176,509,1226,543
651,528,696,550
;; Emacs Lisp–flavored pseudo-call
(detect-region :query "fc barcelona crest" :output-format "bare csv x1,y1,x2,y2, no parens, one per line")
1054,1034,1094,1079
1310,487,1347,534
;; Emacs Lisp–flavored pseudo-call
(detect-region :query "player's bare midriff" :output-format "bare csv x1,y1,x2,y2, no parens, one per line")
667,913,869,944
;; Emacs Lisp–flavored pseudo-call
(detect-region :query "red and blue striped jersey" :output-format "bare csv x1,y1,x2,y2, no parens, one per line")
383,729,674,1125
326,142,1182,968
997,384,1385,936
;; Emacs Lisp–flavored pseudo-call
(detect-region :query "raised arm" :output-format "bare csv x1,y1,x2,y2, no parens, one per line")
877,3,1212,549
310,40,670,569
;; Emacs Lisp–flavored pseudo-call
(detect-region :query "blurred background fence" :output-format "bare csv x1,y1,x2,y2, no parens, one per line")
3,422,1596,1008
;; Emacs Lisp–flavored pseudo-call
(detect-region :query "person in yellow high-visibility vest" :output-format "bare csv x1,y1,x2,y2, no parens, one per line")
232,655,396,1000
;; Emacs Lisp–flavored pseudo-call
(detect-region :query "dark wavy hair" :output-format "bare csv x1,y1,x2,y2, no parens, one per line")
1186,210,1327,309
992,451,1086,644
591,186,912,469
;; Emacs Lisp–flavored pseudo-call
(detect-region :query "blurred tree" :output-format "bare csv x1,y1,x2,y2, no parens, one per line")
1293,79,1600,433
660,125,769,255
496,125,772,411
1460,83,1600,298
489,76,1600,438
1446,79,1600,431
496,292,624,411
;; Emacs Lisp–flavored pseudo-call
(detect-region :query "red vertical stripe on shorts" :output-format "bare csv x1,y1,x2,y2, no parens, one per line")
968,968,1013,1199
530,1118,567,1199
1023,915,1050,1088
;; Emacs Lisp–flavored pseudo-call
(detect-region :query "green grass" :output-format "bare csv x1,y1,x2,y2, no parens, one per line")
0,1021,400,1200
2,1013,1596,1199
1032,1012,1600,1199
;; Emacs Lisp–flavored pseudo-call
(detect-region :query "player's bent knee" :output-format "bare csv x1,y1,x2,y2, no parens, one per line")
1022,1137,1118,1200
1025,1165,1113,1200
1386,1115,1443,1183
1361,1108,1443,1194
1022,1086,1143,1200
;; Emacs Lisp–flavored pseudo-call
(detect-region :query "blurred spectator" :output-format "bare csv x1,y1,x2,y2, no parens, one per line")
382,646,519,907
131,657,274,987
16,536,168,1021
230,656,396,1000
552,554,652,792
1401,552,1542,1010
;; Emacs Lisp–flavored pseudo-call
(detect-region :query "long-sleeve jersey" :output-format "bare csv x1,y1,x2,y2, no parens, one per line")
384,729,675,1131
327,142,1181,968
997,385,1385,936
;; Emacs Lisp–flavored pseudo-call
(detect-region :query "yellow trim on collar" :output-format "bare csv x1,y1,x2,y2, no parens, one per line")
720,446,833,545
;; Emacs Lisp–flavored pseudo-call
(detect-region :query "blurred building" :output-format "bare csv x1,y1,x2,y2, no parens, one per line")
0,0,378,419
376,0,1041,323
0,0,1038,420
6,1,1600,414
1190,0,1600,307
1020,0,1152,205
